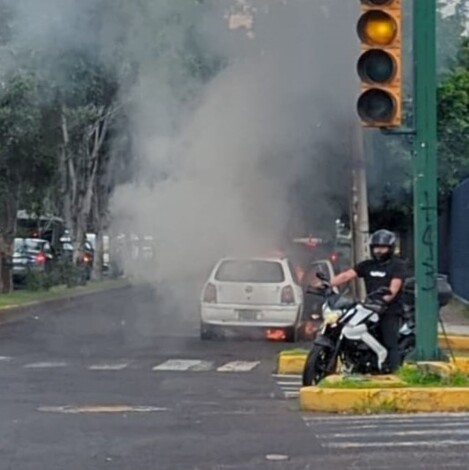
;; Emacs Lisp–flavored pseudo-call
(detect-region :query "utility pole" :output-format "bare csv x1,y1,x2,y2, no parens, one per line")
413,0,440,360
350,122,370,301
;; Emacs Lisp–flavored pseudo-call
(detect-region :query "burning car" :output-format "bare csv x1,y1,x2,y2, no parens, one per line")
200,256,304,342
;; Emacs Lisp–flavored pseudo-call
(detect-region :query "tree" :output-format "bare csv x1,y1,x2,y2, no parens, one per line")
437,45,469,196
0,71,55,292
57,54,120,263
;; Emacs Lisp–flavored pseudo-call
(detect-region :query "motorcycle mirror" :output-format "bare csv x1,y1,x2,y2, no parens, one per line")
316,271,329,281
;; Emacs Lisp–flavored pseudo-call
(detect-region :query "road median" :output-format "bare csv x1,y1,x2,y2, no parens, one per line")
300,363,469,413
0,278,131,313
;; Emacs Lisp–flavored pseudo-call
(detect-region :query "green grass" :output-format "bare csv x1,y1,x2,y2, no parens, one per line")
0,278,129,309
319,365,469,389
319,377,404,389
398,365,469,387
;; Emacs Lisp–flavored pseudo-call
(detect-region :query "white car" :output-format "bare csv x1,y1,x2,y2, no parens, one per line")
200,256,304,342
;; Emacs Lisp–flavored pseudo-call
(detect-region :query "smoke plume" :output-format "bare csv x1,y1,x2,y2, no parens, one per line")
111,0,359,293
4,0,361,312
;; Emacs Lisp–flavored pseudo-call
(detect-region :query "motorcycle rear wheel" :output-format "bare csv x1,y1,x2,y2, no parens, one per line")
302,344,336,386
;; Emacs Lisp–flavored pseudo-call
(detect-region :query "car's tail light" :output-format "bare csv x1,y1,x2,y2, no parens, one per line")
281,286,295,304
36,253,46,264
331,253,338,262
203,283,217,303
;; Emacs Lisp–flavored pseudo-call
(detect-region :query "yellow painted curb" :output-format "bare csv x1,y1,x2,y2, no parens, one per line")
277,354,307,375
453,357,469,374
439,335,469,351
299,387,469,413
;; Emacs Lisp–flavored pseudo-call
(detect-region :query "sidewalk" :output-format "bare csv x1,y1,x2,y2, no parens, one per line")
439,323,469,336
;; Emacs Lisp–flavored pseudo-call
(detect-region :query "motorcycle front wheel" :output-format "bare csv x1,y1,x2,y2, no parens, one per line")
302,343,336,386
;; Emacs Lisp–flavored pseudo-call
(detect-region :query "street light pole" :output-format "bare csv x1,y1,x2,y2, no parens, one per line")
413,0,440,360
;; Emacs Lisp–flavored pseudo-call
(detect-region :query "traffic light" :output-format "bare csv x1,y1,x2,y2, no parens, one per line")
356,0,402,127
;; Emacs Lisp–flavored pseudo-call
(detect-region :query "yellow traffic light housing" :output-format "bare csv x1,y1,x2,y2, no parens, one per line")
357,0,402,127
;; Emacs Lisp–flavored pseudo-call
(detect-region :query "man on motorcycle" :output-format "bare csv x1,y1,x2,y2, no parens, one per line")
328,229,406,372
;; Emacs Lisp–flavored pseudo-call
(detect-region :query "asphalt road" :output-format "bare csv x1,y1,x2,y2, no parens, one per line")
0,284,468,469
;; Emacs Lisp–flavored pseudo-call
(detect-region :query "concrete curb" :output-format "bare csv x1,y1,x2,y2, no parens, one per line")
277,353,308,375
0,280,132,315
299,386,469,413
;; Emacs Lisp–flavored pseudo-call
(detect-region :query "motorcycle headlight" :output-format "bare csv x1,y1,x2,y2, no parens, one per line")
323,309,341,325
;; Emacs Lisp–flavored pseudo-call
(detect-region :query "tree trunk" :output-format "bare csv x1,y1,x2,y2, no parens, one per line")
92,230,104,281
0,183,18,294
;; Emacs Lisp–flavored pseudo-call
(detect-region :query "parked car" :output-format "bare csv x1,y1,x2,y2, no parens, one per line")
200,256,304,342
12,238,54,282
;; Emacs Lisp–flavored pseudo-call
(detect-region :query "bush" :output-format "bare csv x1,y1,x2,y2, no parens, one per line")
24,270,55,291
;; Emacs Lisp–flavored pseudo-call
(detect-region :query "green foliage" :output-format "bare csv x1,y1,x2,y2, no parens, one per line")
398,364,469,387
23,270,54,292
437,64,469,194
369,3,469,220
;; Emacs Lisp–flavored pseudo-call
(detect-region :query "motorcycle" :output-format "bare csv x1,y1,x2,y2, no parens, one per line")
302,272,416,386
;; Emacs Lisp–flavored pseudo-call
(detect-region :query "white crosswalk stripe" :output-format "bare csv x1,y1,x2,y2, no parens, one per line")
152,360,213,371
88,362,129,371
6,357,263,373
24,361,68,369
272,374,302,399
217,361,260,372
303,413,469,452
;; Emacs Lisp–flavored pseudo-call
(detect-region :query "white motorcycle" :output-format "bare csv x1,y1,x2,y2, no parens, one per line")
302,273,412,386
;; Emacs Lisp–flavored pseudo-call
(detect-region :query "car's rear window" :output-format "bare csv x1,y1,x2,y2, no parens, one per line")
215,260,285,283
14,239,43,252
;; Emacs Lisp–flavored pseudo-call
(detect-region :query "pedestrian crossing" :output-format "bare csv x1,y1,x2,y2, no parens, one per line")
303,412,469,452
0,356,263,373
272,373,302,399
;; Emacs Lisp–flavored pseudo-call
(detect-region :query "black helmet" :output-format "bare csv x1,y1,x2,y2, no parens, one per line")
369,229,396,262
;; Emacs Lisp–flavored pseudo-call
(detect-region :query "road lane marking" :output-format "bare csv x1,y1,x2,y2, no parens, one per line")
24,362,68,369
323,429,469,439
302,412,469,421
38,405,169,414
328,421,469,431
322,440,469,449
89,362,129,371
0,356,11,361
217,361,260,372
272,374,302,379
152,360,209,371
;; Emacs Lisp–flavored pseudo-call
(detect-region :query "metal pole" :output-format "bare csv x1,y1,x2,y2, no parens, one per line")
413,0,440,360
351,123,370,301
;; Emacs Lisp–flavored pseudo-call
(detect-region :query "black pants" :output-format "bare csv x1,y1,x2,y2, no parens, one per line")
378,313,401,372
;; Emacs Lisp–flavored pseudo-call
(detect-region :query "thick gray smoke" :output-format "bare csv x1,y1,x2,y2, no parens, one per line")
4,0,361,313
111,0,359,293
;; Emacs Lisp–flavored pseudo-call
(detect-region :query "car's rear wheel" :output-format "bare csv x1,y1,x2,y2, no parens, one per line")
200,322,214,340
284,326,299,343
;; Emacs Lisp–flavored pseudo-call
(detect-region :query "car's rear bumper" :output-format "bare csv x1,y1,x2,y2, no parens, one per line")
200,303,301,327
12,265,43,276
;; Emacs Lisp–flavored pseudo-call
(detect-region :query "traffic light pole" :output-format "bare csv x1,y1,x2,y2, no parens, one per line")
412,0,440,360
